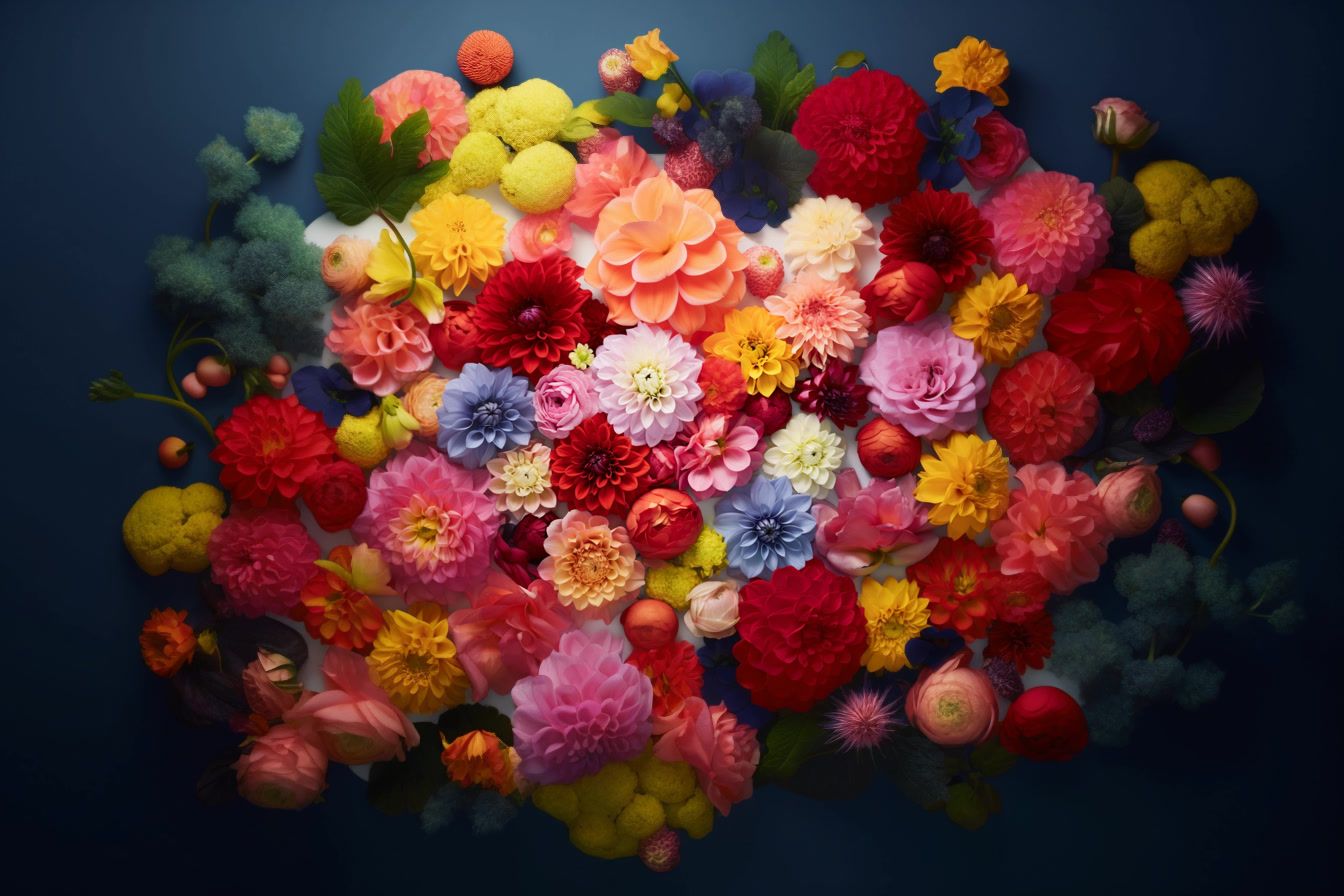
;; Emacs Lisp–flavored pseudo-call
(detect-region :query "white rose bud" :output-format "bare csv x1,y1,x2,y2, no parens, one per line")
684,580,740,639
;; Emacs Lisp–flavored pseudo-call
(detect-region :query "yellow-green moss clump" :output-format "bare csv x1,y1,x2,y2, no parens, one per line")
1128,160,1257,280
122,483,225,575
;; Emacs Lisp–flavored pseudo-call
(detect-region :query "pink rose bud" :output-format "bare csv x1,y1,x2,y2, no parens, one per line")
1094,464,1162,538
1092,97,1158,149
321,235,375,298
233,723,328,809
684,580,741,639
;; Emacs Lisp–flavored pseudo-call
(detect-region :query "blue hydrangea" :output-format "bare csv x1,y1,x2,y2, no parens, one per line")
436,363,535,468
243,106,303,164
916,87,993,190
714,475,815,578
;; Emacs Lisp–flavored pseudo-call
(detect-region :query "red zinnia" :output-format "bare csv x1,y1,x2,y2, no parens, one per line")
733,559,868,712
473,255,592,382
879,189,993,293
550,413,651,516
992,572,1051,624
628,641,704,717
792,68,927,209
1044,269,1191,394
908,538,998,640
794,359,870,429
985,614,1055,674
984,351,1100,465
211,394,334,507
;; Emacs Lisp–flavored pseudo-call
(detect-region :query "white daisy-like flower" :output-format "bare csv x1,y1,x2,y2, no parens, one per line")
781,194,876,279
589,323,704,446
485,442,557,516
762,413,846,498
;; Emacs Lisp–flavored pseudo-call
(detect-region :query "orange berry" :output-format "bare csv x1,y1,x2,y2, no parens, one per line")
158,437,192,470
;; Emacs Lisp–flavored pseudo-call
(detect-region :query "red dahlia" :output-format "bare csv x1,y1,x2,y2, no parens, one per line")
794,359,870,429
733,559,868,712
628,641,704,717
792,68,927,209
992,572,1051,623
879,189,993,293
580,297,625,347
908,538,999,640
985,613,1055,674
1044,269,1191,394
550,413,651,516
984,351,1100,465
211,394,334,508
473,255,593,382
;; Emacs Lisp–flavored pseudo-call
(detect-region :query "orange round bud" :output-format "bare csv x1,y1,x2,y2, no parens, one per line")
857,418,922,478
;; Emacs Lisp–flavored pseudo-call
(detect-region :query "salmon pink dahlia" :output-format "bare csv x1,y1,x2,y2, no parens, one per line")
472,256,593,382
211,394,334,508
980,171,1112,296
763,271,871,367
325,297,435,396
538,510,645,618
370,70,469,164
879,189,993,293
991,462,1112,595
984,351,1100,465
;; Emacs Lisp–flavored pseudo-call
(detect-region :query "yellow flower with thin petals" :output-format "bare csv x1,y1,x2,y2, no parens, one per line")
626,28,679,80
657,83,691,118
363,229,446,323
950,272,1043,365
915,433,1011,539
703,306,800,397
933,36,1010,106
367,603,468,714
859,578,930,672
410,193,506,296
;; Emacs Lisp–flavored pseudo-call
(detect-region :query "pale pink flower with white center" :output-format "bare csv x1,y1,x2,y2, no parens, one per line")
764,270,871,367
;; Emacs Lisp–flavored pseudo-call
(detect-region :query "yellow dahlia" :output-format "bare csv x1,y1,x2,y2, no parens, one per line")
363,229,445,323
915,432,1011,539
950,272,1043,365
703,306,800,397
859,578,930,672
538,510,645,616
410,193,506,295
933,36,1010,106
367,603,469,714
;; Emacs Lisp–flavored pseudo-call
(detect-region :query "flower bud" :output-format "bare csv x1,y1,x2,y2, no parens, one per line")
1094,464,1162,538
1092,97,1158,149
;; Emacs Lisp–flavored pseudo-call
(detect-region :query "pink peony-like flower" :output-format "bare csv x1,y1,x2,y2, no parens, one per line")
321,236,374,298
983,350,1100,465
447,572,573,700
283,648,420,765
673,413,763,499
960,112,1029,190
510,629,653,785
565,134,659,230
208,508,319,618
813,468,938,576
1095,464,1163,538
242,651,302,718
537,510,644,619
590,323,703,446
684,580,741,639
233,723,328,810
370,69,469,164
532,364,600,439
508,209,575,263
353,446,500,602
325,297,435,396
653,697,759,815
980,171,1112,296
763,270,871,367
991,462,1113,594
904,650,998,746
859,313,987,439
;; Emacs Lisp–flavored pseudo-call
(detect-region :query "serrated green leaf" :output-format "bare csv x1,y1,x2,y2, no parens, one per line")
744,127,817,206
833,50,866,70
944,781,990,830
555,114,598,143
591,91,658,128
777,64,815,129
1173,349,1265,435
366,722,447,815
757,711,824,778
751,31,804,129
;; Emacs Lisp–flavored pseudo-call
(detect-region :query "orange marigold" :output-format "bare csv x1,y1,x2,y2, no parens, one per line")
440,729,516,795
139,608,197,677
294,546,385,653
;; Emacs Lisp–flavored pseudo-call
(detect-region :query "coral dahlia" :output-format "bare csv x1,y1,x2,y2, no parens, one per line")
984,351,1100,465
980,171,1112,295
990,462,1112,595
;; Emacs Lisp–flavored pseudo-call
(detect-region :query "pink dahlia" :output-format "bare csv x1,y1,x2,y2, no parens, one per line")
673,413,763,499
991,462,1112,595
653,697,760,815
763,270,871,367
564,134,659,230
352,446,500,602
370,70,469,164
447,572,573,700
980,171,1112,295
208,508,319,618
325,297,435,396
984,351,1100,465
858,313,987,439
813,468,937,576
589,323,703,446
510,629,653,785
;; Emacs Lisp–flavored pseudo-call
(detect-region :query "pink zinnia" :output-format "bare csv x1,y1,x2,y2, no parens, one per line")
589,323,703,446
1178,260,1258,345
653,697,760,815
353,446,500,602
813,468,937,576
325,297,435,396
370,70,469,164
208,508,319,618
673,413,762,499
991,462,1113,595
763,270,872,367
858,313,987,439
565,134,659,230
508,210,575,263
980,170,1112,296
510,629,653,785
447,572,573,700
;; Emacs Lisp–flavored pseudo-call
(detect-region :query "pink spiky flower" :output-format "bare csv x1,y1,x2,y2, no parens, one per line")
824,688,900,752
1178,261,1258,345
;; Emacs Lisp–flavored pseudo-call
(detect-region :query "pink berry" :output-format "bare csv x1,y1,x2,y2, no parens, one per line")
266,372,289,391
663,142,718,191
1187,437,1222,472
744,246,785,297
195,355,232,388
181,372,207,399
266,353,291,376
1181,494,1219,529
598,48,643,95
639,828,680,872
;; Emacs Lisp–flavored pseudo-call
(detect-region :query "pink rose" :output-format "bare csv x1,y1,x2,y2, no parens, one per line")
684,580,740,639
283,648,420,765
321,235,374,298
904,650,998,746
242,651,302,719
653,697,759,815
1092,97,1158,148
233,724,328,809
960,112,1029,190
532,365,600,439
813,469,937,576
1094,464,1162,538
448,574,573,699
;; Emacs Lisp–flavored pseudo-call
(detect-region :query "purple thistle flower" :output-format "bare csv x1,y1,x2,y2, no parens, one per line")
1178,261,1258,345
824,688,900,752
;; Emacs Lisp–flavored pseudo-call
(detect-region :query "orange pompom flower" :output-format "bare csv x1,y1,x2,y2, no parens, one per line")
457,30,514,86
139,608,197,677
440,729,517,794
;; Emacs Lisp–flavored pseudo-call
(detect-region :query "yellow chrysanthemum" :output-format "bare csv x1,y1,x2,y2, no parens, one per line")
363,229,446,323
702,306,800,397
410,193,506,295
933,36,1010,106
367,603,468,714
626,28,679,80
915,432,1011,539
949,272,1043,365
859,577,930,672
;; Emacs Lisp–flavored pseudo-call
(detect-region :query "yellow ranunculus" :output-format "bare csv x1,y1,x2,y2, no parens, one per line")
626,28,679,80
363,229,446,323
656,83,692,118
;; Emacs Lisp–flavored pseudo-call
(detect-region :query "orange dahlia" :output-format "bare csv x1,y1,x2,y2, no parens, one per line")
139,608,197,677
908,538,998,640
295,546,386,653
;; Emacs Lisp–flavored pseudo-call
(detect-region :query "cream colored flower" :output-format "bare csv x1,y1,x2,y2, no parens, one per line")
762,413,846,498
486,443,556,516
781,195,876,279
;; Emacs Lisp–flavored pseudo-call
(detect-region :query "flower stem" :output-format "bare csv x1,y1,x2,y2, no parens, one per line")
377,210,420,306
1109,148,1120,180
131,391,217,442
204,153,261,245
667,63,708,116
165,319,188,402
1178,454,1239,566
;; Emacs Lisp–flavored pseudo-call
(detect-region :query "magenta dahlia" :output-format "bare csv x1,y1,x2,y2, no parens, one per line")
208,508,319,618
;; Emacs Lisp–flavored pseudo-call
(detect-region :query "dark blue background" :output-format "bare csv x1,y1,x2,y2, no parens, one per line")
4,0,1340,891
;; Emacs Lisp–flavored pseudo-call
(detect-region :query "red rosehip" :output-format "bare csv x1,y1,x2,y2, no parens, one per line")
1187,437,1222,472
194,355,233,388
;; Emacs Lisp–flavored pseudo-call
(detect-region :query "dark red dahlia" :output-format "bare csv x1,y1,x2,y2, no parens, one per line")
550,414,651,516
908,538,999,640
733,559,868,712
211,394,334,508
628,641,704,717
991,572,1051,624
794,359,870,429
879,189,993,293
792,68,927,209
580,296,625,347
473,256,592,382
985,614,1055,675
492,512,555,586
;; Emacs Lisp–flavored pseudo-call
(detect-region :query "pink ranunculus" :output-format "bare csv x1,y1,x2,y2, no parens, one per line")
565,134,659,230
532,364,600,439
961,111,1030,190
1094,464,1163,538
370,70,470,163
813,468,938,576
684,580,741,639
283,648,420,765
508,210,575,263
448,573,573,699
1092,97,1158,148
991,462,1113,594
242,651,302,718
321,235,375,298
325,296,435,397
858,313,987,440
233,723,328,809
653,697,760,815
904,650,998,746
673,413,763,499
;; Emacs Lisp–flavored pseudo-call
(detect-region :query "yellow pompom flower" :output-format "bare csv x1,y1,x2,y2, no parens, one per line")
657,83,692,118
533,784,580,823
666,789,713,839
703,306,800,397
645,564,702,611
673,526,727,577
420,171,463,206
1132,160,1207,220
335,408,390,469
949,271,1043,365
574,762,639,818
858,578,930,672
467,86,506,134
410,193,506,295
496,78,574,150
616,794,665,839
367,603,469,714
1210,177,1257,232
446,130,510,190
933,36,1010,106
499,141,578,214
1129,219,1189,281
626,28,679,80
915,432,1011,539
121,483,225,576
363,229,446,323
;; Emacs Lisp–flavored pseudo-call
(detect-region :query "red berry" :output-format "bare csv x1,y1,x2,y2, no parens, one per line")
621,599,679,650
857,418,922,478
1187,437,1222,472
158,437,192,470
638,827,680,872
743,246,785,297
663,142,717,191
181,372,207,399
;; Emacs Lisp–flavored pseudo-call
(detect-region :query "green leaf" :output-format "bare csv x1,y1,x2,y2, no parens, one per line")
1099,177,1148,238
779,65,816,127
879,732,951,809
744,128,817,207
944,781,991,830
591,91,658,128
970,738,1018,777
438,703,514,747
367,722,447,815
555,114,598,143
1100,381,1161,419
756,711,824,778
832,50,866,71
313,78,449,226
1173,348,1265,435
751,31,812,129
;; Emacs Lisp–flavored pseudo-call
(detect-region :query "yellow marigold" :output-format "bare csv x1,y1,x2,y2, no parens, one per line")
626,28,679,80
440,729,516,795
949,271,1043,365
915,432,1011,539
367,603,468,714
703,306,800,397
410,193,506,295
858,578,929,673
933,36,1010,106
499,141,577,214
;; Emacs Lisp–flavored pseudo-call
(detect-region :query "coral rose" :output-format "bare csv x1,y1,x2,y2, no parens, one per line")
233,724,327,810
321,235,374,298
626,488,703,560
653,697,760,815
999,686,1089,761
961,112,1029,190
447,573,572,699
284,648,420,765
904,650,998,746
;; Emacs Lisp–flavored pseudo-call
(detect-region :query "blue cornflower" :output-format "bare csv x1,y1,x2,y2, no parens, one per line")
916,87,994,189
713,159,789,233
436,363,534,468
714,475,816,578
291,363,375,428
